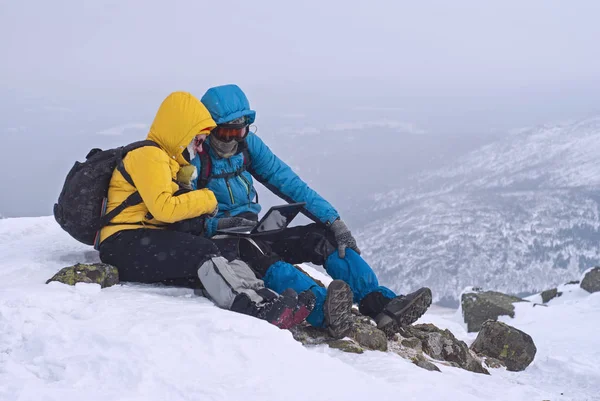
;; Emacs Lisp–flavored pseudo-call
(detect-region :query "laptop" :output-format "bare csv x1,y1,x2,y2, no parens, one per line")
215,202,306,237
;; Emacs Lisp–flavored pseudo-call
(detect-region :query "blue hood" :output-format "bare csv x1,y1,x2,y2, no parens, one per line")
201,84,256,125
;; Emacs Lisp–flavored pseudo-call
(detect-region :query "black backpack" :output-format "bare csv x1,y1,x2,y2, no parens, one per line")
53,140,159,247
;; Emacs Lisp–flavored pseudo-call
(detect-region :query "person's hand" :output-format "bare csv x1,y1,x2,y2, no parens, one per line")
208,204,219,218
329,219,361,258
217,216,256,230
176,165,197,189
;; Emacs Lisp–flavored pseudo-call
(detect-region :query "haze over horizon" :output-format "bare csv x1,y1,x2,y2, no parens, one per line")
2,0,600,218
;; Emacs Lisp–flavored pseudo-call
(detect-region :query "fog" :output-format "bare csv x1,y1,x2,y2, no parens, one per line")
2,0,600,221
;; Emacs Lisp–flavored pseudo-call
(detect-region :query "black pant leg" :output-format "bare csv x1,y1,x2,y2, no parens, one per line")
258,223,337,266
99,229,220,284
236,238,281,277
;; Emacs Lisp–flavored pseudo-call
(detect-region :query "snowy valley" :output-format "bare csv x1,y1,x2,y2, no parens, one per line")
360,117,600,304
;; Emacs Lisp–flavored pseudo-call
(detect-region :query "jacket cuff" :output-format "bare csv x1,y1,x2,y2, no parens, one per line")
204,217,220,238
326,215,341,227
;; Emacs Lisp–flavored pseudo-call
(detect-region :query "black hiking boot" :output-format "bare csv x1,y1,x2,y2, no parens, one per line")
256,288,298,329
323,280,354,339
291,290,316,326
375,287,432,334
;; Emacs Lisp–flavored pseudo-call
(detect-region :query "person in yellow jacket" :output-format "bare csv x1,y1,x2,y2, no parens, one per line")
98,92,314,329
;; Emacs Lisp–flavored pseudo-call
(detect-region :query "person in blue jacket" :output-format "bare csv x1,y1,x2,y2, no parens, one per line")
189,84,432,338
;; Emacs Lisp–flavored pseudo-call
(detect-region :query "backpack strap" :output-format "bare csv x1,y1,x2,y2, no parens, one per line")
97,191,143,229
100,140,161,227
240,140,257,203
122,140,161,154
196,141,213,189
117,140,160,187
241,140,251,168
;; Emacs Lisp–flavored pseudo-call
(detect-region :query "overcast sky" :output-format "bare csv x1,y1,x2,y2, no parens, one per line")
1,0,600,217
2,0,600,95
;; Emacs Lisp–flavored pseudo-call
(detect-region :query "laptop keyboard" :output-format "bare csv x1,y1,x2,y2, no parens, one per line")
220,225,257,234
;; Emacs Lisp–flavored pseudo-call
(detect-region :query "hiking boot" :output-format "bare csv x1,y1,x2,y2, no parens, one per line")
291,290,316,326
257,288,298,329
375,288,432,333
323,280,354,339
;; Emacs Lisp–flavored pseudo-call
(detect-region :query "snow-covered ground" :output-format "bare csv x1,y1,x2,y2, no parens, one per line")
1,217,599,401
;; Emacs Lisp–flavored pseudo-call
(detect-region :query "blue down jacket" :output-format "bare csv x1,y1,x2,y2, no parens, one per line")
192,85,339,237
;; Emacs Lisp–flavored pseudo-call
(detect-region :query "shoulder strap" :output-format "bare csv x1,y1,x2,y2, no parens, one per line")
100,140,161,228
239,139,257,203
240,139,251,167
122,140,160,154
97,191,143,229
197,141,213,189
117,140,160,187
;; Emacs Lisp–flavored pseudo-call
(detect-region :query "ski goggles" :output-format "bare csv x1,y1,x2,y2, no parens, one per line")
212,123,250,142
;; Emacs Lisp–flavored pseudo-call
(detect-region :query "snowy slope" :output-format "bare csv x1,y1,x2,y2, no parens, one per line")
359,117,600,302
1,217,599,401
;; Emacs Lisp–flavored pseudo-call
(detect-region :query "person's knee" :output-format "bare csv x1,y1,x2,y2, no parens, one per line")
263,261,319,294
325,250,381,302
252,252,282,277
197,256,238,309
237,238,281,276
304,232,336,265
200,238,221,256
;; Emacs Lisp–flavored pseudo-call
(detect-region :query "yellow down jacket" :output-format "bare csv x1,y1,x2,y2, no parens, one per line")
99,92,218,242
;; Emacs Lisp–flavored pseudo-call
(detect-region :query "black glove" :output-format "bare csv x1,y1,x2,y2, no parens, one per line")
217,216,257,230
330,219,361,258
168,216,206,236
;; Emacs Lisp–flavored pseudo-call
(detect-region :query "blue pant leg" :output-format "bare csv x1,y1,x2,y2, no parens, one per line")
263,261,327,328
324,249,396,303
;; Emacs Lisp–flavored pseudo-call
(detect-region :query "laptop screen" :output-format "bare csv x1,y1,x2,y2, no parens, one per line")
253,204,304,234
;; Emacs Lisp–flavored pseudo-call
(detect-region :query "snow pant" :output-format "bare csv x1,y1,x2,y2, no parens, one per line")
98,229,277,314
236,223,397,327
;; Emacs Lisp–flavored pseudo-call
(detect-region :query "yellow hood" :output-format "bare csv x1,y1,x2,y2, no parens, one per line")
147,92,216,165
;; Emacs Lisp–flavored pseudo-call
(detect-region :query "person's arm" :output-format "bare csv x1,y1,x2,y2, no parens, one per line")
248,134,361,257
124,146,217,223
246,133,339,225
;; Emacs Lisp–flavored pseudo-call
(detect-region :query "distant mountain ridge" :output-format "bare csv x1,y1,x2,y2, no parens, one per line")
359,117,600,304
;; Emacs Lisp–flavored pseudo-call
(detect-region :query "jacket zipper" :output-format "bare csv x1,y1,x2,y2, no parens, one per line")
224,159,236,204
238,175,250,199
225,177,235,204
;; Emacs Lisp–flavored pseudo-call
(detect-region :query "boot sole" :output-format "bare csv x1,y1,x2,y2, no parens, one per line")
323,280,354,339
378,288,432,330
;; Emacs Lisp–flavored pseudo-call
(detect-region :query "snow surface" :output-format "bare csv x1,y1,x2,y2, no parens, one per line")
1,217,599,401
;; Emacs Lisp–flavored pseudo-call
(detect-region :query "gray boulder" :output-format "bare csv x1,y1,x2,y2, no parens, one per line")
540,288,562,303
328,339,364,354
400,324,489,375
461,289,527,332
412,353,441,372
470,320,536,372
581,267,600,293
481,356,504,369
293,315,491,374
290,314,387,353
46,263,119,288
348,315,388,352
